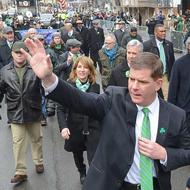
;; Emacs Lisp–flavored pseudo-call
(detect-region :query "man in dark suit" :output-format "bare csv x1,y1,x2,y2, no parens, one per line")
168,37,190,129
108,39,164,98
114,20,129,47
108,39,143,87
0,26,15,69
22,39,190,190
88,20,104,68
75,20,89,56
143,24,175,99
60,22,82,44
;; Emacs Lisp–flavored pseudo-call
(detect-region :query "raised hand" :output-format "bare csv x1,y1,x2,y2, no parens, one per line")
21,38,53,81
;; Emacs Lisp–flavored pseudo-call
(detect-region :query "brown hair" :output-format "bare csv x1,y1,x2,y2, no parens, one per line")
130,52,163,80
50,38,64,48
69,56,96,83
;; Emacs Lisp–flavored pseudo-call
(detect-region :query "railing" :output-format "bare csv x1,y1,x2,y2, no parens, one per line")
98,19,186,53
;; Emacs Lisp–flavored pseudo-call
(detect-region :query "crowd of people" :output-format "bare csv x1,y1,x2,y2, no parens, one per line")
0,9,190,190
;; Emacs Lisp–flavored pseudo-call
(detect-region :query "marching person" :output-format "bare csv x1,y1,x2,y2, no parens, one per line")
0,26,15,69
0,41,44,184
22,39,190,190
143,24,175,99
57,56,101,184
99,33,125,89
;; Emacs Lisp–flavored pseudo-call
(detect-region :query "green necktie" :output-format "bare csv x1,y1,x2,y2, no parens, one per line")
140,108,153,190
159,43,166,74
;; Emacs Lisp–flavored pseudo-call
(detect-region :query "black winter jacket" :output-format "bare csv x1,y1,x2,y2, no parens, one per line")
0,61,42,124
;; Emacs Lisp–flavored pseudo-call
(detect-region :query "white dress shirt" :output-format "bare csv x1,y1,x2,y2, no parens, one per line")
124,95,160,184
43,75,58,96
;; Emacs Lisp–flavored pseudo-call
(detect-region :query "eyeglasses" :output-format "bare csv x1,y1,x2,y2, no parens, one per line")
14,51,23,54
104,42,114,45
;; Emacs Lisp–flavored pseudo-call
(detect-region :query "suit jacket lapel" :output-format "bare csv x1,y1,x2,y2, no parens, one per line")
163,41,169,63
156,98,169,145
125,94,138,145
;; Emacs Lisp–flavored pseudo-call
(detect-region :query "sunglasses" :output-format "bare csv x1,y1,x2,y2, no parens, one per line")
14,51,23,54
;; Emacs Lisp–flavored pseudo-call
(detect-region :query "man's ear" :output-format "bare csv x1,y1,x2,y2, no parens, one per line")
155,78,163,91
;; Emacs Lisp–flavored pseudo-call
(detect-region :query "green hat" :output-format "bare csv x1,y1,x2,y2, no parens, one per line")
12,41,28,52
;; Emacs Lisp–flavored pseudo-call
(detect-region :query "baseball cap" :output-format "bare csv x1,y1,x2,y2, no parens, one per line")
12,41,28,52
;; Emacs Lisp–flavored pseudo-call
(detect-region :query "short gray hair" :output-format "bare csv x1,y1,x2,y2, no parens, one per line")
105,33,117,43
126,39,143,52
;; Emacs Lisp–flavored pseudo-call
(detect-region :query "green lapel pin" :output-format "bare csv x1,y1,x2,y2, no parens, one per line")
159,128,166,134
125,70,130,78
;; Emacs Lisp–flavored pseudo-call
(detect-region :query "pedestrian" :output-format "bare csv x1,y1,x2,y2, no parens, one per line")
75,20,89,56
46,32,66,117
0,26,15,69
108,39,143,87
0,41,44,184
57,56,101,184
54,39,83,81
168,37,190,129
143,24,175,99
99,33,126,89
114,20,129,47
22,38,190,190
108,39,164,98
60,22,82,44
121,27,143,48
146,17,156,39
88,20,104,69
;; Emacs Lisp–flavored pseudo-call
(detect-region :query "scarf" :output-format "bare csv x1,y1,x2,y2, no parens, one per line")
76,78,90,92
103,44,118,67
55,44,62,50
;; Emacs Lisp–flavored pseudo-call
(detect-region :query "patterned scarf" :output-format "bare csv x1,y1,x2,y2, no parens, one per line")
75,78,90,92
103,44,118,67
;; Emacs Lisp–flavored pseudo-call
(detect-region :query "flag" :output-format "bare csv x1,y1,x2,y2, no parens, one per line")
57,0,68,10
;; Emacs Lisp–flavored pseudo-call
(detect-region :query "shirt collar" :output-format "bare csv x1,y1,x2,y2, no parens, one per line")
156,38,163,47
136,94,159,114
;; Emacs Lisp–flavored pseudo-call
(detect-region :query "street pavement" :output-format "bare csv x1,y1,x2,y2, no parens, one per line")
0,101,82,190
